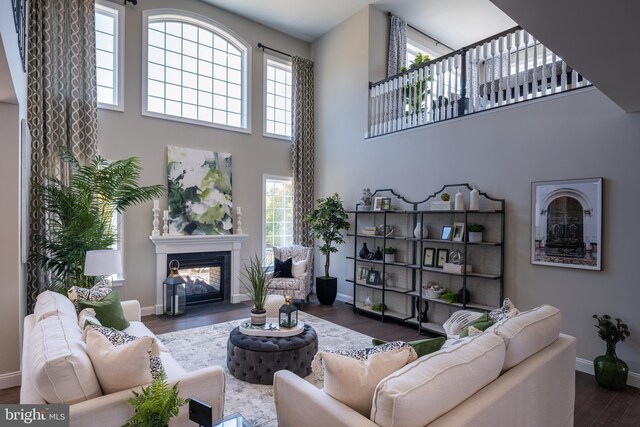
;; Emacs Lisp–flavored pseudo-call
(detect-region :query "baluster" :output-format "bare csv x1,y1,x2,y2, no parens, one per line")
453,55,460,117
398,75,404,131
505,34,512,104
377,83,383,135
368,86,374,137
561,60,567,92
532,37,538,98
498,37,504,105
391,77,397,133
447,57,453,119
483,43,490,109
523,32,530,100
542,46,548,96
411,70,418,126
490,40,497,108
514,30,521,102
551,52,557,94
428,63,435,123
475,46,482,111
382,81,388,135
438,61,445,120
417,67,425,125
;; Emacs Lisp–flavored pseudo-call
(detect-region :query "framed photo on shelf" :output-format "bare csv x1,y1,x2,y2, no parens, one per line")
436,249,449,268
372,197,384,211
452,222,465,242
366,270,380,285
531,177,602,270
380,198,391,210
440,225,453,240
356,266,371,284
423,247,435,267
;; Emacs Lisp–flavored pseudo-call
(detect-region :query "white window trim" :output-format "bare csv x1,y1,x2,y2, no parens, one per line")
96,0,125,112
141,9,252,134
262,174,293,264
263,53,292,141
111,211,125,287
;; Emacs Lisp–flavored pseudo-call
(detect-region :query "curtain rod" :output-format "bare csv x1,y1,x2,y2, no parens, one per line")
257,43,292,58
387,12,454,52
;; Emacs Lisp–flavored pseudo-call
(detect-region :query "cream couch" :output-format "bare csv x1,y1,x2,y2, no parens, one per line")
274,305,577,427
20,291,225,427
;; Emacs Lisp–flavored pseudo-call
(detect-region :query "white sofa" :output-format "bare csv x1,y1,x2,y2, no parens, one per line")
21,291,225,427
274,305,577,427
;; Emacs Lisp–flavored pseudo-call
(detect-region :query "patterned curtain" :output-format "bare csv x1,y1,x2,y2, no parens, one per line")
387,15,407,77
291,56,314,248
26,0,99,312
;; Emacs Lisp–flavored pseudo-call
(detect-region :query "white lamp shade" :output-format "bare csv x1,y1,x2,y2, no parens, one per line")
84,250,123,276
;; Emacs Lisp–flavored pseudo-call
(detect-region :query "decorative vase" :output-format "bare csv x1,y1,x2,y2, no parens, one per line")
374,247,383,260
360,188,372,211
594,344,629,390
359,242,370,259
470,186,480,210
250,309,267,326
414,222,428,239
384,253,395,263
468,231,483,243
454,190,465,211
457,288,471,304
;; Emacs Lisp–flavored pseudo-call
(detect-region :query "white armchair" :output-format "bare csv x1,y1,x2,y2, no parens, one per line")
269,245,313,308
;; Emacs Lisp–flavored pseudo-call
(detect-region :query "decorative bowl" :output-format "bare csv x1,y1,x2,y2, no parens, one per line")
423,288,444,299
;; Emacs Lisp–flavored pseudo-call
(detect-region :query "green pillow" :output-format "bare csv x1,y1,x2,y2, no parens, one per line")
459,312,494,338
372,337,446,358
77,291,130,330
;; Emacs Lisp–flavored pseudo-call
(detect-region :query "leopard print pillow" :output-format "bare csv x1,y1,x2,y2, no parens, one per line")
68,284,113,312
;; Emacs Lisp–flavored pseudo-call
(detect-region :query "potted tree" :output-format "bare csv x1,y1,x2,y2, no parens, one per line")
241,255,271,325
124,377,189,427
304,193,350,305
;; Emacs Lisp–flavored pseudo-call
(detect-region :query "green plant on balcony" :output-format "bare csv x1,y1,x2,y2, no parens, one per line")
401,52,431,118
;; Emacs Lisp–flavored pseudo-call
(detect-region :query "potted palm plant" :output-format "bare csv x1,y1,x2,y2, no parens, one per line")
304,193,350,305
30,150,164,292
242,255,271,325
124,377,189,427
593,314,630,389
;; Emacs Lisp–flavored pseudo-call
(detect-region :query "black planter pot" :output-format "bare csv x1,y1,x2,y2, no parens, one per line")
316,277,337,305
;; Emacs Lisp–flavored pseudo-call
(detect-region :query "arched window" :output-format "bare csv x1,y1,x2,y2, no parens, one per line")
143,10,250,131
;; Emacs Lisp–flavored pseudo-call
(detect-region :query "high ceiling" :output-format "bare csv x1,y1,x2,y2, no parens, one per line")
200,0,516,49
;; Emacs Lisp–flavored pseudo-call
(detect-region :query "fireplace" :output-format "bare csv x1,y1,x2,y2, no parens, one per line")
167,251,231,305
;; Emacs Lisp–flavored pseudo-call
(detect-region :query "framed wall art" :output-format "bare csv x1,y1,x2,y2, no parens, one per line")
531,177,602,270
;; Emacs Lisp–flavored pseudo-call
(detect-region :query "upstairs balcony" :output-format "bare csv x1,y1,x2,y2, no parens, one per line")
368,26,592,138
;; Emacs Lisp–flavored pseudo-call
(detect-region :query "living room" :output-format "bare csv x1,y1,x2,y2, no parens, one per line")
1,0,639,426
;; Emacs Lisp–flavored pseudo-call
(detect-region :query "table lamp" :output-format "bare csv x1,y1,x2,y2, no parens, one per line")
84,249,123,287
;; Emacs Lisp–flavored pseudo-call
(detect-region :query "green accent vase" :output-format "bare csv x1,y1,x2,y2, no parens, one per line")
594,343,628,390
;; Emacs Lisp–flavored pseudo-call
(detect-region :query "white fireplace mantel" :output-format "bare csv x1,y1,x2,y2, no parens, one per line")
149,234,248,314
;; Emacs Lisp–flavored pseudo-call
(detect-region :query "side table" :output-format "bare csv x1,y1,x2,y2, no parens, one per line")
212,412,253,427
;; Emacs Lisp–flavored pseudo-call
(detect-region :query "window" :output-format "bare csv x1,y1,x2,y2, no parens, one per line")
263,176,293,265
109,211,124,285
95,0,124,110
143,10,250,131
406,39,438,68
264,55,292,139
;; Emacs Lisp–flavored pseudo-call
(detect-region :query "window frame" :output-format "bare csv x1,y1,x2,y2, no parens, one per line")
96,0,125,111
110,211,125,286
263,54,292,141
141,9,252,133
262,174,294,265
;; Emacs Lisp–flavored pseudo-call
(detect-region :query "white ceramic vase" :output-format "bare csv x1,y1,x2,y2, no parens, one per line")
468,231,483,243
414,222,428,239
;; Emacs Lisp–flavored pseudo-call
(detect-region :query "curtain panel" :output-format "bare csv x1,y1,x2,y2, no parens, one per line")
387,15,407,77
26,0,99,312
291,56,315,249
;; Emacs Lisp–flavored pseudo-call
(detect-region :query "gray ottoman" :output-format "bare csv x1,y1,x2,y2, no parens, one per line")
227,325,318,385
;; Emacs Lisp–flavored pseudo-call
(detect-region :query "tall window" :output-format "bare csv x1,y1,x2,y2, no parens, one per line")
95,0,124,110
109,212,124,284
264,55,292,139
263,176,293,265
143,11,250,131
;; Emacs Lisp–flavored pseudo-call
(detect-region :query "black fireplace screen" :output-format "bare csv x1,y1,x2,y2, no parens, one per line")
167,251,231,305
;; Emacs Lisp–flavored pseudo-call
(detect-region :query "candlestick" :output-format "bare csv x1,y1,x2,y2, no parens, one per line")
152,207,160,237
162,210,169,235
236,205,243,234
153,199,159,209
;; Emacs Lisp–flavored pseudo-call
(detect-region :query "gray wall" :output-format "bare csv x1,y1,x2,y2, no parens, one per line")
0,0,27,384
312,6,640,374
97,0,310,308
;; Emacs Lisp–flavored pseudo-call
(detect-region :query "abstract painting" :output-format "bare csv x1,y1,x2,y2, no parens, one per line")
167,146,233,235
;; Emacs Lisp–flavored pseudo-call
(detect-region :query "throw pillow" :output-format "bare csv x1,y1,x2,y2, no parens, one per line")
77,291,129,330
68,284,113,312
274,257,293,278
443,310,484,338
459,312,494,338
78,308,102,330
371,337,446,358
312,342,417,416
291,259,307,278
85,328,161,394
489,298,519,322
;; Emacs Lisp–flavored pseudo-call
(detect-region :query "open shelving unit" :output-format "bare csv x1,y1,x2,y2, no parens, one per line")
347,184,505,336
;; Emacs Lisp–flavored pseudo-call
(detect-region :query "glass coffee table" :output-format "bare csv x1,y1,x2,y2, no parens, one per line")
212,412,253,427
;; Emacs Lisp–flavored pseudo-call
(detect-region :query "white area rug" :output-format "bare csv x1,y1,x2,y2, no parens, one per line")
157,312,374,427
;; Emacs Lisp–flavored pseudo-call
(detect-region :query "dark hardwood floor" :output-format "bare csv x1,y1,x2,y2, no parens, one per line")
4,295,637,426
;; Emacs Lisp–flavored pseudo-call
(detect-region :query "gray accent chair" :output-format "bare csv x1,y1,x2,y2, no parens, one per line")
269,245,313,308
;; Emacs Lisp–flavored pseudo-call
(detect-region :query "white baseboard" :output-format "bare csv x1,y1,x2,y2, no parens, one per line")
336,293,353,303
0,371,21,390
141,305,158,316
576,357,640,388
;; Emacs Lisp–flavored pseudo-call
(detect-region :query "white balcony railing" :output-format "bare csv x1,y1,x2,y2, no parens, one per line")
368,27,592,138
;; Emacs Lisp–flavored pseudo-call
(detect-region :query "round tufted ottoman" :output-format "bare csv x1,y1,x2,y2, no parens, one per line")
227,324,318,385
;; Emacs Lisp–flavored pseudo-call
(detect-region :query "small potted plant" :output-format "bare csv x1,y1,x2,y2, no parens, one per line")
467,224,485,243
242,255,271,326
384,247,396,263
304,193,350,305
124,378,189,427
593,314,630,390
431,192,453,211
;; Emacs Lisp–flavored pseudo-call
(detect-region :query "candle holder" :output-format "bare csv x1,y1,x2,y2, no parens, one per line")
152,207,160,237
236,207,243,234
162,210,169,236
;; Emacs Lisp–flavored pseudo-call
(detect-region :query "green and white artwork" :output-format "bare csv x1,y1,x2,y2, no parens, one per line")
167,146,233,235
